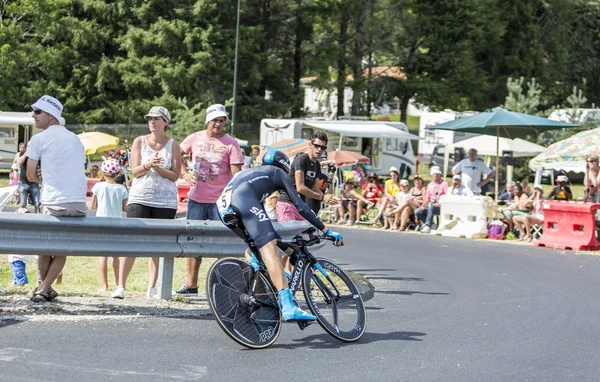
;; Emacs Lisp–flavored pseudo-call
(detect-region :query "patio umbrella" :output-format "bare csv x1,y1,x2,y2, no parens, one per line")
529,128,600,173
77,132,120,155
327,150,370,166
429,107,578,198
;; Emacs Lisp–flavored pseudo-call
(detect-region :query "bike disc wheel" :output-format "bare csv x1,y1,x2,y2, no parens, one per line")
206,258,281,349
302,258,367,342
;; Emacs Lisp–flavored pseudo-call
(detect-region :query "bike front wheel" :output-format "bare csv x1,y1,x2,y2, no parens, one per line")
206,258,281,349
302,258,367,342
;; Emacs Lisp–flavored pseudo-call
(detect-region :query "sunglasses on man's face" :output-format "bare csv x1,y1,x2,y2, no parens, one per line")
212,118,227,124
312,142,327,150
33,109,43,115
587,160,598,163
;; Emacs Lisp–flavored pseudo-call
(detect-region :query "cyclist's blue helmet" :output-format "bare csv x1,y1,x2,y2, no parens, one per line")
262,149,291,173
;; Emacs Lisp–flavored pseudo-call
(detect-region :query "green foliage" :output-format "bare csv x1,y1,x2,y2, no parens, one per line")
0,0,599,137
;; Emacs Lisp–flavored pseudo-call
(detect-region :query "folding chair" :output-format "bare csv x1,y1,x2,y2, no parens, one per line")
0,185,18,212
531,224,543,240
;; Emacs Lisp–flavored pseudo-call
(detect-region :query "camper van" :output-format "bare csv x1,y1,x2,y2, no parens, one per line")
418,110,478,161
0,112,45,169
259,119,419,177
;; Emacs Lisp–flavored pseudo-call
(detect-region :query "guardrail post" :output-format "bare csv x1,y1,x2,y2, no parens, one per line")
157,257,174,300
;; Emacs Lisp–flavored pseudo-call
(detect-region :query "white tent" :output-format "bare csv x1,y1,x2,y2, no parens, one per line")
442,135,546,177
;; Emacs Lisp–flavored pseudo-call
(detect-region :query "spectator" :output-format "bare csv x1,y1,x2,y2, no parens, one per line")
26,95,87,302
353,163,367,186
452,148,494,195
9,164,19,186
241,147,253,170
91,158,128,295
383,179,410,229
391,175,425,231
371,167,401,224
513,185,544,242
356,172,381,223
250,145,261,167
501,182,530,234
177,104,244,296
548,175,572,201
584,154,600,202
264,191,280,221
119,106,181,299
276,132,339,220
415,166,449,233
449,175,474,196
15,142,41,213
337,179,371,225
363,145,372,164
498,182,516,205
89,165,100,179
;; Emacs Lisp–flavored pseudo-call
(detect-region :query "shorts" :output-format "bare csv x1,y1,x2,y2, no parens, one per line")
342,199,357,209
187,199,219,221
223,184,281,248
126,203,177,219
43,202,87,217
275,201,305,222
18,182,40,207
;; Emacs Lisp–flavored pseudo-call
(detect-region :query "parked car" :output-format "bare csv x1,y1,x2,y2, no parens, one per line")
429,144,458,170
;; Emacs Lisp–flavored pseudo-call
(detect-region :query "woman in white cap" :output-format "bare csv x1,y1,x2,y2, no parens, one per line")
370,166,401,225
548,175,572,201
116,106,181,299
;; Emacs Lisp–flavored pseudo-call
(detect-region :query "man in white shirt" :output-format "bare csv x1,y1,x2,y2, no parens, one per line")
449,175,474,196
25,95,87,303
452,148,494,195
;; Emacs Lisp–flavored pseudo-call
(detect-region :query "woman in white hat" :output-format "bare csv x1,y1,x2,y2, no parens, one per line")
548,175,572,201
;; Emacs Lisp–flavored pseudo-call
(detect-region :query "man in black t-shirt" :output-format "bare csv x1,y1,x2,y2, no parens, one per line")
276,131,339,221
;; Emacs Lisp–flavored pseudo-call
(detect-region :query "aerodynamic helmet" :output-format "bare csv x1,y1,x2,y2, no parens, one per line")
262,149,291,173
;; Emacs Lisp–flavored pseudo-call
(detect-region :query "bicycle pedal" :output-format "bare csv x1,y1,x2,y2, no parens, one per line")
296,320,314,330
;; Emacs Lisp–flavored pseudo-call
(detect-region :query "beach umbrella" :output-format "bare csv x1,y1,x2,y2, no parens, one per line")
327,150,370,166
529,128,600,173
429,107,578,198
77,132,120,155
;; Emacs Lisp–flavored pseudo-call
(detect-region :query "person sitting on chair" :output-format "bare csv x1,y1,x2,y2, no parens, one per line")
356,172,381,224
415,167,448,233
513,185,544,242
548,175,572,201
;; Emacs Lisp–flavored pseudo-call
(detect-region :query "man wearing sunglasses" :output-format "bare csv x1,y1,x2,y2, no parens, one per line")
177,103,245,295
26,95,87,302
276,132,340,224
584,154,600,202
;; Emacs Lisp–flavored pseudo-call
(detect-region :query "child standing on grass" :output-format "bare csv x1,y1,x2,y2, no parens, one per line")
91,159,128,295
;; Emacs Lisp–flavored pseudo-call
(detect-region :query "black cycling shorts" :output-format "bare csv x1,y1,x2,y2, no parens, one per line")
225,184,281,248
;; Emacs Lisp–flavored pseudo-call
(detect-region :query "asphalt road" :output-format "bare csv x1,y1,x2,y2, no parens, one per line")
2,228,600,382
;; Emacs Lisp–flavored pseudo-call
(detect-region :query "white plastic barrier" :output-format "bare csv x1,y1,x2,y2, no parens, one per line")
435,194,493,239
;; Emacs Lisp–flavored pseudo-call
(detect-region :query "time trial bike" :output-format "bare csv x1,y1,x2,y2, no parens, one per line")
205,214,367,349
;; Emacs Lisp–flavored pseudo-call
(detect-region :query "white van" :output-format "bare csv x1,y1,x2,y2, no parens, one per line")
259,119,419,177
418,110,478,161
0,112,45,169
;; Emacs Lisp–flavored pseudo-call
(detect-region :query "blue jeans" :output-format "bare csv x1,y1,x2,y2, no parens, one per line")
18,181,40,208
186,199,219,221
415,203,440,227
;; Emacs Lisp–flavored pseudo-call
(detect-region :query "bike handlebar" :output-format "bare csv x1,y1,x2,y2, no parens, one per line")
277,227,334,250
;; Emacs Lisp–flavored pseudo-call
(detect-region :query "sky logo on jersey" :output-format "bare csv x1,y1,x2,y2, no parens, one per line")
250,207,270,222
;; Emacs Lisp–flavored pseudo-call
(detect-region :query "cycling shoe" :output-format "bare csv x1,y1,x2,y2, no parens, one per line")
278,288,316,321
247,254,260,272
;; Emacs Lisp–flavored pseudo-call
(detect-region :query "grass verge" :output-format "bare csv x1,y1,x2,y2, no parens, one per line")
0,255,217,297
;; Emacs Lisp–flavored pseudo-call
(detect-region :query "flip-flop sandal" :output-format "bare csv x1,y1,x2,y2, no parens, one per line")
47,288,59,302
31,290,50,303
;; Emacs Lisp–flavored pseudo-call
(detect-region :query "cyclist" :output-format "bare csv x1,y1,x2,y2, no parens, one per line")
217,149,343,321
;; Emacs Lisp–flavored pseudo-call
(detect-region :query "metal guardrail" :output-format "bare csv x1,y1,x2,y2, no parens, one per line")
0,212,324,299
